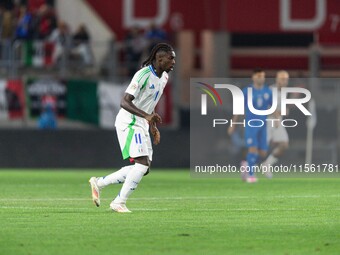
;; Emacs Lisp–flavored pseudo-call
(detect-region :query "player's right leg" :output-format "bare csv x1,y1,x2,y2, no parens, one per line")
89,177,100,207
89,165,134,207
246,147,259,183
244,127,260,183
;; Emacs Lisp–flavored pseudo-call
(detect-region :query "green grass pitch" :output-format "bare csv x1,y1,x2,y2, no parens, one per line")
0,170,339,255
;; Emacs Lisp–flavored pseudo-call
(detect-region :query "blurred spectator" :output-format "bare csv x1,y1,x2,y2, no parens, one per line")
0,5,4,39
28,0,52,11
49,20,71,64
46,0,55,7
31,3,56,39
1,0,14,9
0,3,14,61
15,5,33,40
71,23,93,65
38,95,57,129
0,4,14,40
124,26,147,76
145,22,167,51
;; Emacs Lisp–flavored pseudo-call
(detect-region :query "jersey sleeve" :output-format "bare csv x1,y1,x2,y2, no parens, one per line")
125,71,142,98
125,68,151,98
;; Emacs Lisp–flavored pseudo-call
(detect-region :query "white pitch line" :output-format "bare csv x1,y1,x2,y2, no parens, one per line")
1,206,340,212
132,195,340,199
0,198,89,201
130,208,171,211
0,206,171,212
0,206,172,211
0,206,93,210
0,194,340,202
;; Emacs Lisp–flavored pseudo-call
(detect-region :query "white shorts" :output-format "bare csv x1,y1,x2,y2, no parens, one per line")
116,126,153,161
267,124,289,143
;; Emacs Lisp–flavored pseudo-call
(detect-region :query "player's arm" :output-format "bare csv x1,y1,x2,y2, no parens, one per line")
120,93,162,123
150,117,161,145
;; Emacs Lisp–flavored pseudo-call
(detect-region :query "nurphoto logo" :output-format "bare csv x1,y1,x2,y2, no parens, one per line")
196,82,312,128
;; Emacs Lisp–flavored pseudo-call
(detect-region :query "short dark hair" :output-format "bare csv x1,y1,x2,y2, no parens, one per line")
253,68,264,74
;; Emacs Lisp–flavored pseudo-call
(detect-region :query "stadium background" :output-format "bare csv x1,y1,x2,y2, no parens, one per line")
0,0,339,168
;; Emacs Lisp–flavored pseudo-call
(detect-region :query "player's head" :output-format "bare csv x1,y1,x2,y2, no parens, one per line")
252,68,265,87
142,43,176,73
276,70,289,88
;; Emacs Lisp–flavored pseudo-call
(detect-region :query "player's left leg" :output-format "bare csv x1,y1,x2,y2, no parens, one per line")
262,126,289,176
259,149,271,178
264,141,288,165
110,128,153,213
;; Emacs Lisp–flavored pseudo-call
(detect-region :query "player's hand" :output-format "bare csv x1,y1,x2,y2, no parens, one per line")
150,125,161,145
228,125,235,136
145,113,162,124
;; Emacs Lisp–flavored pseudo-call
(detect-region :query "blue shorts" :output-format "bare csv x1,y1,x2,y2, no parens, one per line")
244,125,268,151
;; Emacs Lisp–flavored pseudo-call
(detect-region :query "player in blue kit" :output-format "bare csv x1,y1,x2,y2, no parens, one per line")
228,69,273,183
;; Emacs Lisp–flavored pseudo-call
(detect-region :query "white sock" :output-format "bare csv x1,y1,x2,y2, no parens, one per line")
97,165,133,188
262,154,278,168
113,163,149,204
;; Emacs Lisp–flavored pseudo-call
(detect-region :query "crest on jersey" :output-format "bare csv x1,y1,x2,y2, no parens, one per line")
131,83,138,91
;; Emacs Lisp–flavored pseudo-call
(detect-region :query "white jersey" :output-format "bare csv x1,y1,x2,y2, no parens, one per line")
115,65,169,131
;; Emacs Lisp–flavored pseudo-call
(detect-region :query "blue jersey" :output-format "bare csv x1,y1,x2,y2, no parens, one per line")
242,84,272,150
243,84,272,121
